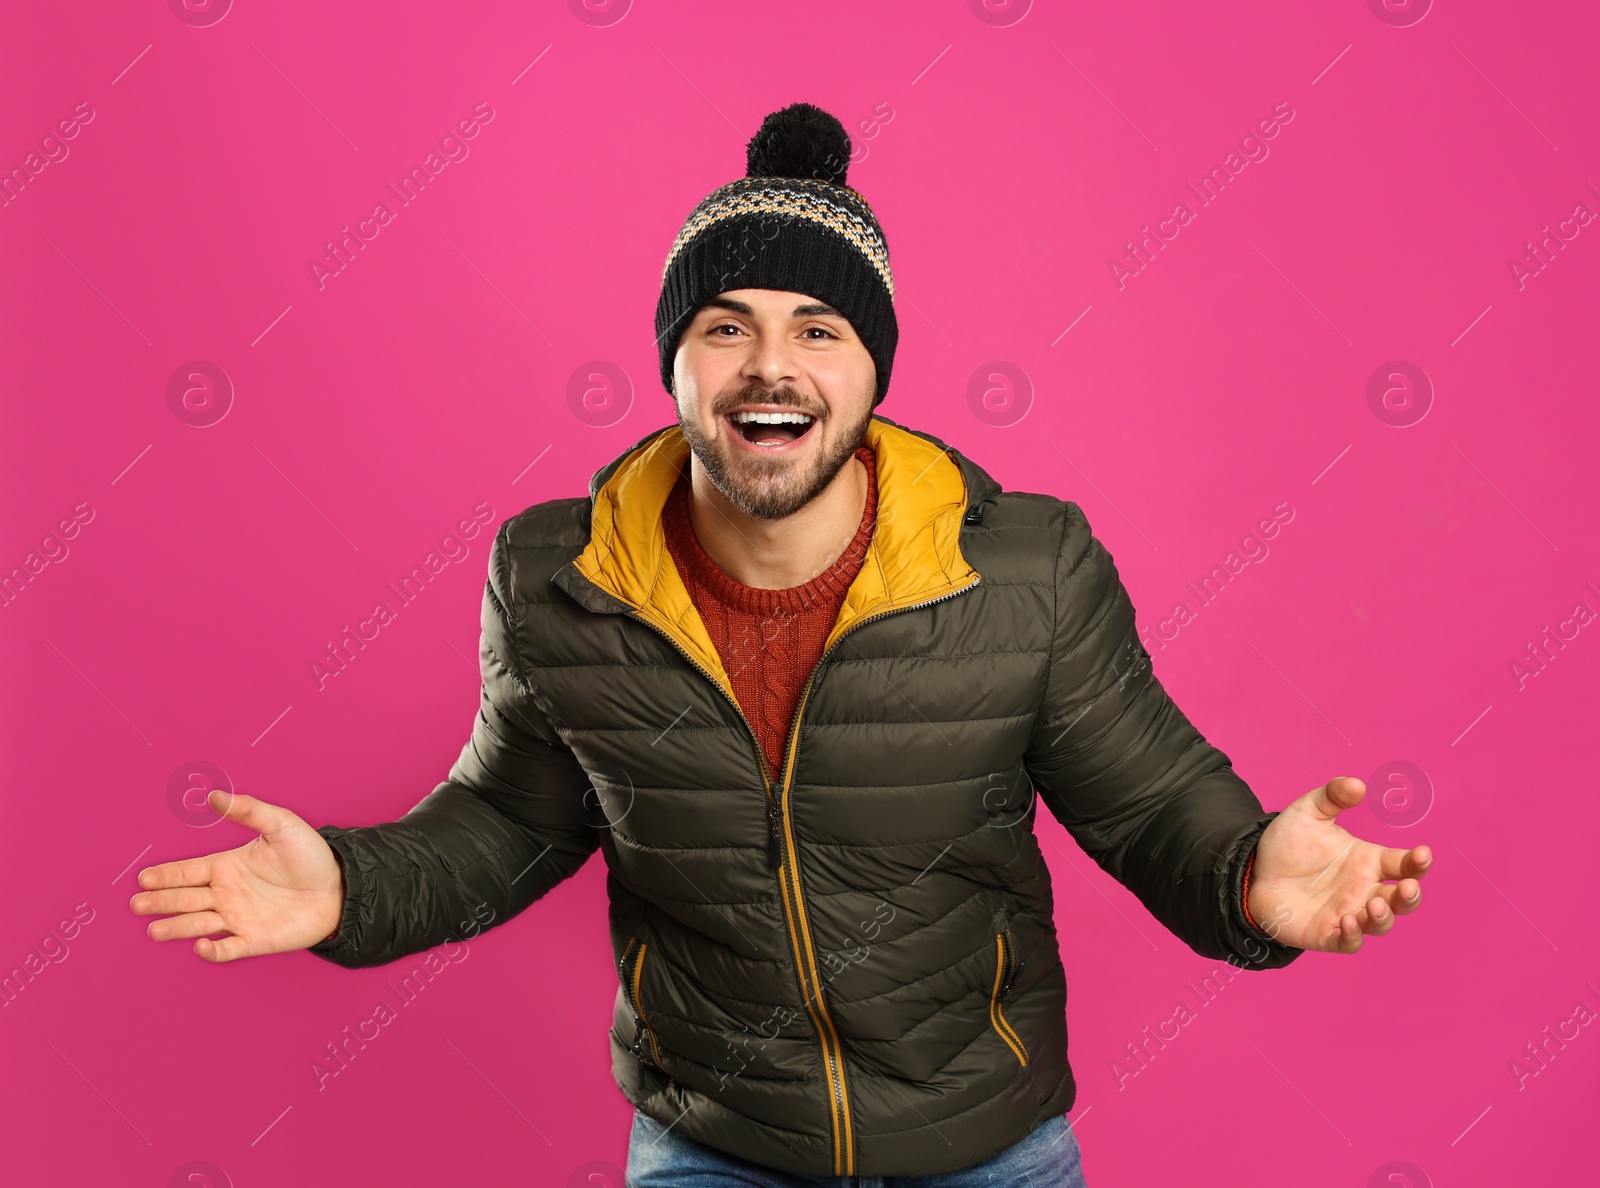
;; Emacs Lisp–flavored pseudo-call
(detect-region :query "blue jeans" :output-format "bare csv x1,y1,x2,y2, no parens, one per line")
625,1107,1087,1187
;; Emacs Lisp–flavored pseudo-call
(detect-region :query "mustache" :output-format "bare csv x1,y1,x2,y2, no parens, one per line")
711,382,826,420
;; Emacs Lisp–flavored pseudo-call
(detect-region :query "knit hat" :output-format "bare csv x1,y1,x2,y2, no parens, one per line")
654,102,898,405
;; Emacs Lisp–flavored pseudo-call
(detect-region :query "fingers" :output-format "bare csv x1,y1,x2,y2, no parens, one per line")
1336,912,1363,953
132,790,300,894
1377,844,1433,883
1362,895,1397,938
1385,877,1424,917
1328,882,1424,953
1307,776,1366,820
1357,887,1420,938
136,855,213,892
146,910,227,942
129,886,214,917
207,789,295,836
1332,899,1394,950
194,935,255,964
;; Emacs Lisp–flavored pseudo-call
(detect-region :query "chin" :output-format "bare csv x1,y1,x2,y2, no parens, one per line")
681,411,869,522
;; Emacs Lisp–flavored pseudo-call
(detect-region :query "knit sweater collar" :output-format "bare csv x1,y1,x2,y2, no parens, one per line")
661,447,878,618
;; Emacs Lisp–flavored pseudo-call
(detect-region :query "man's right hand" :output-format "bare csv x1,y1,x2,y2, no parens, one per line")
129,789,345,963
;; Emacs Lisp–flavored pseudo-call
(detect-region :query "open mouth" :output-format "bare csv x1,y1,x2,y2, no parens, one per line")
727,409,817,448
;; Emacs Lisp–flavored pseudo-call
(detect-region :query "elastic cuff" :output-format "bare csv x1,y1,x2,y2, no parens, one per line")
317,843,345,943
309,826,362,956
1225,813,1302,965
1241,846,1261,934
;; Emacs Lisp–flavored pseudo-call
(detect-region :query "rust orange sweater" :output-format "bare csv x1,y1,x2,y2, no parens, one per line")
662,447,877,783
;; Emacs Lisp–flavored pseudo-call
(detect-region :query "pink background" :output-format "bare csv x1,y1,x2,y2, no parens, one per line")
3,1,1597,1185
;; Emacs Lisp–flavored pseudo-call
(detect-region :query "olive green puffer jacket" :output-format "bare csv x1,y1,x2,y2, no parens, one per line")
310,415,1302,1177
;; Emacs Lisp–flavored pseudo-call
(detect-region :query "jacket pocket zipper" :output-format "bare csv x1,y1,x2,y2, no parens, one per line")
990,927,1029,1067
621,935,663,1067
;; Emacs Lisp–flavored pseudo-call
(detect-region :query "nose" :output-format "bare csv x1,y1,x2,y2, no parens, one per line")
742,327,799,391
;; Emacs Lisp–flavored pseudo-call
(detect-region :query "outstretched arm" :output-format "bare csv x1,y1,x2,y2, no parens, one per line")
130,524,600,967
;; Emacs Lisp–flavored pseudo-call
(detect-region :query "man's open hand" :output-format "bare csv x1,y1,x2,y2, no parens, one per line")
128,790,344,963
1247,776,1433,953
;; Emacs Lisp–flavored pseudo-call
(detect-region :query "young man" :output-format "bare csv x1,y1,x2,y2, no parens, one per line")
130,104,1432,1185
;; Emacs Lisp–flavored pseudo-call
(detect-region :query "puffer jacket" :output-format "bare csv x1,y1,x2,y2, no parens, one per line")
310,414,1302,1177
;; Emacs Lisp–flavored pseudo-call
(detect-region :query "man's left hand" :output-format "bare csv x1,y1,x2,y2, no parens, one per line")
1246,776,1433,953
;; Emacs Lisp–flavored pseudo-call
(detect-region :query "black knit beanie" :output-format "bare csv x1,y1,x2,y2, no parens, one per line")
654,102,898,405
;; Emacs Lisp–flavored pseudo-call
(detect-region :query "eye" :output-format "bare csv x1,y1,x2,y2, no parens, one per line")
801,325,838,340
709,322,745,337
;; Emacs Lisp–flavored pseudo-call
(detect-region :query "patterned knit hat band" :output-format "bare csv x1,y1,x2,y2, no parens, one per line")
654,104,899,405
660,177,894,297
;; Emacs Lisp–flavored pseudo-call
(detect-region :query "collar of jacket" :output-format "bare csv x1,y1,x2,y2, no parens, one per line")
551,414,1001,700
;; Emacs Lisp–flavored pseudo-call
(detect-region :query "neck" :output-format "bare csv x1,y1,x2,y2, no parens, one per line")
686,453,868,590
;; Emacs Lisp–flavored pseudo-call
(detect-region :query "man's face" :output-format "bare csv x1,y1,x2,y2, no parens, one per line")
671,288,876,521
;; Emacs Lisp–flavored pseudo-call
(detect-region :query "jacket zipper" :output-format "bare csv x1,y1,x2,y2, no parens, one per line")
620,611,848,1161
991,926,1029,1066
770,573,983,1176
621,935,662,1066
627,571,982,1177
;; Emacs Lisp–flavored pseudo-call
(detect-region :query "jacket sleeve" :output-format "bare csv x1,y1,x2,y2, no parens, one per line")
1022,502,1302,970
308,524,600,969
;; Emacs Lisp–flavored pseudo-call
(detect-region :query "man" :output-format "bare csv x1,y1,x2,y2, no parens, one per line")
130,103,1432,1185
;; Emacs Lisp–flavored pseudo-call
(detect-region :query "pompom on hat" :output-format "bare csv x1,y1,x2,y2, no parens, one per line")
654,102,898,405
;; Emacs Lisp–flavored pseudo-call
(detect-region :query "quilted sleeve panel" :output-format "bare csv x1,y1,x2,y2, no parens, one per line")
1022,502,1302,970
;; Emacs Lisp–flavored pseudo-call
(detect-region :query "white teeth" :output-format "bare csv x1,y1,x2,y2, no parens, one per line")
730,411,814,425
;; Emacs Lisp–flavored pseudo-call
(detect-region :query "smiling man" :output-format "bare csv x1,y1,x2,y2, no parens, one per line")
673,289,876,582
130,103,1432,1186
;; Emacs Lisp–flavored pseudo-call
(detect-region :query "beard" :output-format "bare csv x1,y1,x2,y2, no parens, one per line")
677,380,873,521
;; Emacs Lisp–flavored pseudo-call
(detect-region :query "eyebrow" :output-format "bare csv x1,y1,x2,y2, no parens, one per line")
701,297,844,318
